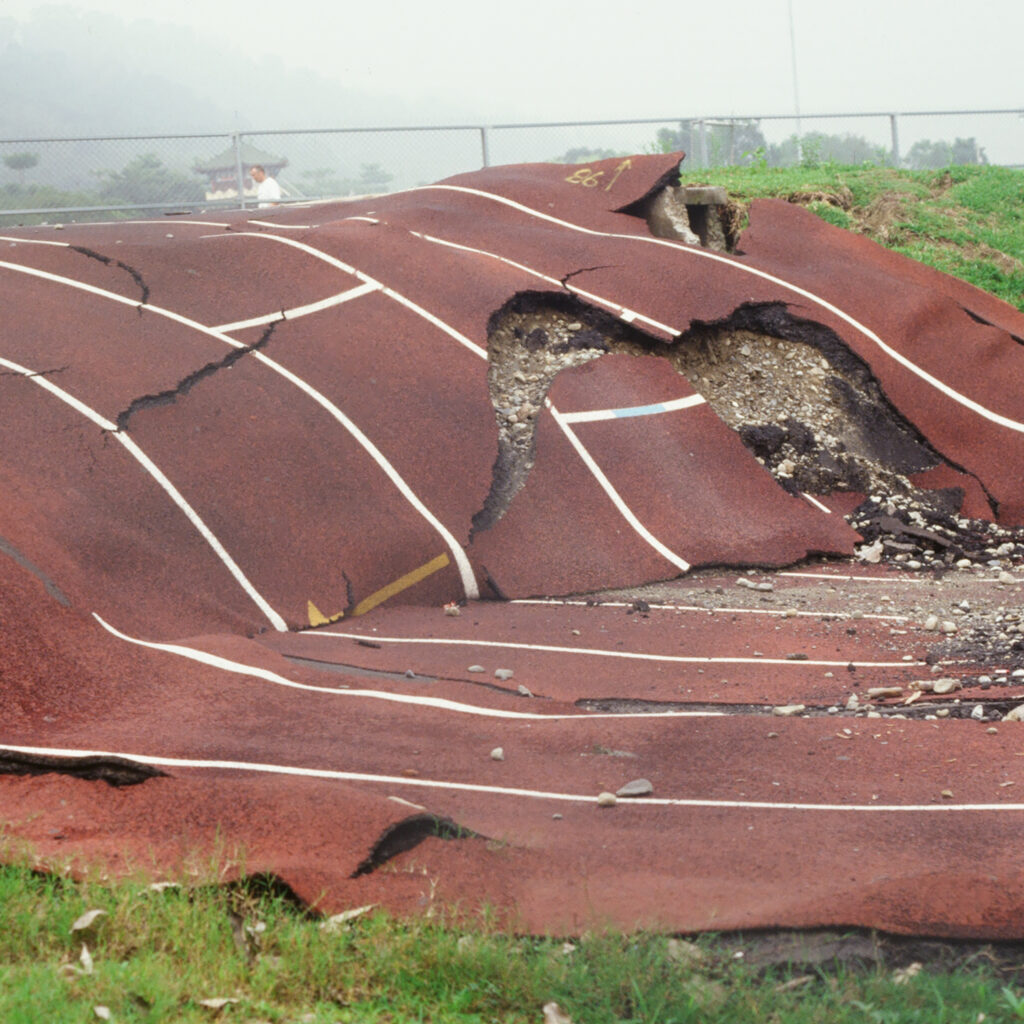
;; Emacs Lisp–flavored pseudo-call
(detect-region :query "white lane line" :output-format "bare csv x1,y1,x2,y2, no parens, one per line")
0,257,478,603
780,571,938,584
205,232,488,359
246,220,313,229
414,183,1024,436
508,598,909,622
411,229,680,338
211,281,381,332
1,235,69,247
312,628,922,668
546,402,691,573
66,220,232,229
801,493,833,514
213,232,692,582
4,742,1023,813
92,613,720,720
558,394,707,424
783,570,1022,585
0,355,287,631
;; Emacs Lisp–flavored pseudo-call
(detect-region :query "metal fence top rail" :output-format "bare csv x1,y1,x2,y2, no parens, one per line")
4,108,1024,145
0,131,236,145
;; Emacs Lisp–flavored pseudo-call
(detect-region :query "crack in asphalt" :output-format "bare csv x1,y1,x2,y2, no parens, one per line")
113,322,277,432
70,245,150,306
0,365,68,379
559,264,614,288
0,750,165,787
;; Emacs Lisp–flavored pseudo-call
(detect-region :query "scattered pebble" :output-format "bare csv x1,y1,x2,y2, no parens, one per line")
867,686,903,698
490,747,505,761
737,578,773,592
616,778,654,798
857,540,884,563
543,1002,574,1024
494,668,514,681
666,938,706,966
772,704,806,716
932,678,961,695
468,664,485,673
596,792,618,807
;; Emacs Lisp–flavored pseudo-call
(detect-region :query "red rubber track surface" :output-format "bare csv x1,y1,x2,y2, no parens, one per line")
4,153,1024,935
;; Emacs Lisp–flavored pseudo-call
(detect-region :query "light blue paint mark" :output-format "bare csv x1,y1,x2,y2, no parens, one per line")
613,402,669,419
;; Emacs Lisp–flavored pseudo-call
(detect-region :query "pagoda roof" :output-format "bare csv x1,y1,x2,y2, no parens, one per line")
194,141,288,173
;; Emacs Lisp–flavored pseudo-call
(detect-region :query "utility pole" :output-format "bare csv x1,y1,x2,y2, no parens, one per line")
788,0,803,163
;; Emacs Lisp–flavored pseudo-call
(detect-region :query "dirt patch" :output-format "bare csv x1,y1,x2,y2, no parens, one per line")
850,194,910,245
787,187,854,211
715,928,1024,978
925,237,1024,276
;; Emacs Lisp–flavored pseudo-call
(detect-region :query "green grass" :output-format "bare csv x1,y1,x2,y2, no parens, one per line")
2,862,1024,1022
694,162,1024,312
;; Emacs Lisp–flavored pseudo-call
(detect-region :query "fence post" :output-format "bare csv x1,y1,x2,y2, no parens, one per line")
889,114,901,167
480,126,491,168
232,131,245,210
698,119,709,169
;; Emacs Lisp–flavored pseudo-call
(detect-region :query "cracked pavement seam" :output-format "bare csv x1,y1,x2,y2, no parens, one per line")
114,322,277,432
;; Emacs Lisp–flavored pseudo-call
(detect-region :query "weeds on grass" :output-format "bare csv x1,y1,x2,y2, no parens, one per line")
4,862,1024,1022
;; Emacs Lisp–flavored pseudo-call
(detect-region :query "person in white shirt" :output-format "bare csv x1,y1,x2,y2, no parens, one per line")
249,164,282,207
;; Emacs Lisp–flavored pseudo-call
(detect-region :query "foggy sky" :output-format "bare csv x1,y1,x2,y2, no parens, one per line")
5,0,1023,125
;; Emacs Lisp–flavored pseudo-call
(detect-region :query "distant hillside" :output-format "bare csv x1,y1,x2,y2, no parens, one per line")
0,6,467,139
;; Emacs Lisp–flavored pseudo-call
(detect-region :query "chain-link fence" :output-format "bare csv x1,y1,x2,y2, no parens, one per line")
2,109,1022,224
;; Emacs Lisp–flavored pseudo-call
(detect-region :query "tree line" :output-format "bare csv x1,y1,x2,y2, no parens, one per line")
651,120,988,169
0,152,396,221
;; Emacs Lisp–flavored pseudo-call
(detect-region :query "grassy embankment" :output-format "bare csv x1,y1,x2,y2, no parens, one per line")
707,161,1024,313
5,163,1024,1022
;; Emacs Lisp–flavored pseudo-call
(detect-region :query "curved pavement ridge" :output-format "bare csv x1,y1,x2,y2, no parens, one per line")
3,153,1024,935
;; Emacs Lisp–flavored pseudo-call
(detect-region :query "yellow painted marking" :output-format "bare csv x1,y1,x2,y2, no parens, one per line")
352,553,450,617
307,553,451,625
307,600,342,627
604,158,632,191
564,167,605,188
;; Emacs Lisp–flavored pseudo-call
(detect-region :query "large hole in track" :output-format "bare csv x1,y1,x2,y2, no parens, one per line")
475,291,965,542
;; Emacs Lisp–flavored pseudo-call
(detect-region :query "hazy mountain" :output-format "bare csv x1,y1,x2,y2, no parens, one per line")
0,6,476,139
